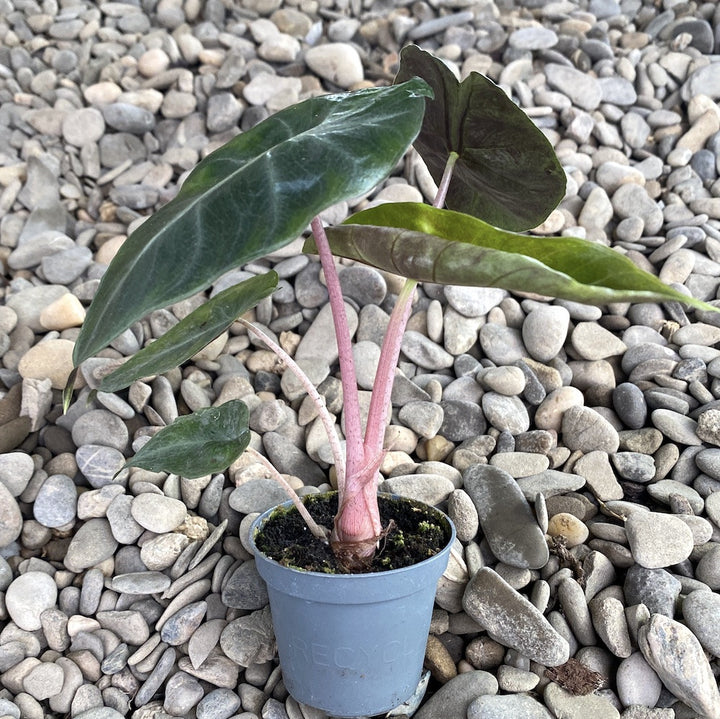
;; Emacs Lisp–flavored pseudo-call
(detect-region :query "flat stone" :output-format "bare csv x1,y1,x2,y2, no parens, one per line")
130,493,188,533
64,518,118,573
415,670,498,719
544,683,620,719
463,568,569,666
625,511,694,568
562,406,619,453
304,43,363,88
464,465,548,570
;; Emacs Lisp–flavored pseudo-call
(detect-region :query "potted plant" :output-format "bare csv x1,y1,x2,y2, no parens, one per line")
66,46,713,716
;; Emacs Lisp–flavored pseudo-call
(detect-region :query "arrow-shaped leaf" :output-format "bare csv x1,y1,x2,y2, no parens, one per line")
395,45,566,231
316,203,717,311
125,400,250,478
99,271,278,393
73,79,432,367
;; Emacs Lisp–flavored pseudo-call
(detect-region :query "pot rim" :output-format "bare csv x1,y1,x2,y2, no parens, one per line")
249,491,456,579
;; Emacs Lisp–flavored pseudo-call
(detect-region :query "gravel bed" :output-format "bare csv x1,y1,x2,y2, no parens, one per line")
2,0,720,718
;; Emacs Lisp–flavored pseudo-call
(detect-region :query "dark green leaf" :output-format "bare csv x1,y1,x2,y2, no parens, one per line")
99,271,278,393
395,45,565,231
73,79,432,367
125,400,250,478
316,203,717,311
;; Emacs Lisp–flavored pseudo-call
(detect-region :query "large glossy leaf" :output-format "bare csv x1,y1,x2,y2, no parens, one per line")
316,203,717,311
395,45,566,231
73,79,432,367
99,271,278,393
125,400,250,478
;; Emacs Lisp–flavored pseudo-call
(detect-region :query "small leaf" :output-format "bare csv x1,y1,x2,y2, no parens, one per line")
315,203,718,312
395,45,565,231
126,400,250,478
99,272,278,393
73,79,432,367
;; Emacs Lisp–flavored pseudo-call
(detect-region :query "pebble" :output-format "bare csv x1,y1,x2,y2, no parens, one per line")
130,493,188,533
638,614,720,719
304,43,363,89
625,511,695,568
5,571,58,631
463,568,569,666
464,465,548,569
32,473,77,528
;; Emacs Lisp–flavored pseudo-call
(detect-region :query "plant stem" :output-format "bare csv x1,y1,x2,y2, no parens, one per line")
311,216,365,485
246,448,329,541
363,278,416,459
364,151,459,460
238,318,346,491
435,151,459,209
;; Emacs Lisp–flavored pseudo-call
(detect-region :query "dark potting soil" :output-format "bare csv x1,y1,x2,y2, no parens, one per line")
253,493,451,574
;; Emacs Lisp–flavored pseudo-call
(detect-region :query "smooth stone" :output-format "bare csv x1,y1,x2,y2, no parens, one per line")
625,512,694,568
163,671,204,716
588,596,632,658
33,473,77,528
561,406,620,452
0,451,34,496
106,494,144,544
682,590,720,657
571,322,627,360
544,682,620,719
294,301,357,364
196,688,242,719
624,565,681,618
64,518,118,573
398,401,444,439
228,479,289,514
616,652,662,708
522,305,569,362
468,693,552,719
0,482,23,547
75,445,126,489
444,287,506,317
130,494,188,533
71,409,129,452
415,670,498,719
220,561,269,610
304,43,363,88
481,393,530,435
464,465,548,570
401,331,454,370
572,451,623,501
463,568,569,666
545,63,602,110
219,607,276,668
17,338,75,390
438,400,486,442
638,614,720,719
160,601,207,646
5,571,58,631
378,474,455,506
112,572,171,595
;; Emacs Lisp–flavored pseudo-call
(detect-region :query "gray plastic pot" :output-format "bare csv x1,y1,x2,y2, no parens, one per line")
250,495,455,717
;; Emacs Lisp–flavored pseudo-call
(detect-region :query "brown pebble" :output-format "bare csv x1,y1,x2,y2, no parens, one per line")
424,634,457,683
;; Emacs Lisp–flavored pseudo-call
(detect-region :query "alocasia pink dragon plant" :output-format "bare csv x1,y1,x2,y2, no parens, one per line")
66,46,713,570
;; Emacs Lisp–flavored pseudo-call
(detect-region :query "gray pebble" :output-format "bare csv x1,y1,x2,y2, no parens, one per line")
624,565,681,617
196,687,242,719
463,568,569,666
638,613,720,719
32,473,76,527
464,465,548,570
